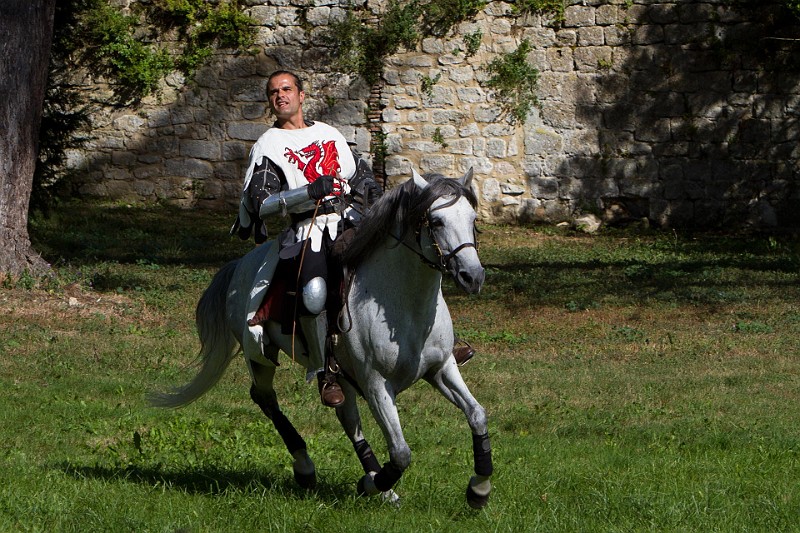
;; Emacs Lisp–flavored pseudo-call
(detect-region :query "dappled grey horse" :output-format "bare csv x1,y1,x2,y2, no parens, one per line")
149,169,493,508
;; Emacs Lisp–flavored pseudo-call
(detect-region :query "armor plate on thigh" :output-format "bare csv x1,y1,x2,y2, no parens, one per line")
302,276,327,315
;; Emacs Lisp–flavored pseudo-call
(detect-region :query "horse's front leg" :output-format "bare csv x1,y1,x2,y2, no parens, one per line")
357,378,410,500
426,361,493,509
247,358,316,489
335,380,400,504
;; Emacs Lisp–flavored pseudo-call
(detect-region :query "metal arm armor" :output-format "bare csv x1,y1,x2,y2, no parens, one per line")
259,187,317,219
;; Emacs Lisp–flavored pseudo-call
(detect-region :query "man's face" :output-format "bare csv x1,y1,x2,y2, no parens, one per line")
267,74,304,121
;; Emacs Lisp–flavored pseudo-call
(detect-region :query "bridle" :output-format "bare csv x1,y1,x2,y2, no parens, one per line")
408,205,479,274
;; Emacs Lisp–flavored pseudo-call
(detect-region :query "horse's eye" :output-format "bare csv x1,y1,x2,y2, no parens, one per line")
430,218,444,228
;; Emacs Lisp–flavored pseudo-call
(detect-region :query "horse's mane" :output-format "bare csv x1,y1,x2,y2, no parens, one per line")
341,173,477,268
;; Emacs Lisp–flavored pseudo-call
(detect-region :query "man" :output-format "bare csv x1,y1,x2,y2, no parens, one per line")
232,70,381,408
232,70,474,408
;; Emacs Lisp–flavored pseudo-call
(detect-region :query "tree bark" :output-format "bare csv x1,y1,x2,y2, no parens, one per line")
0,0,56,278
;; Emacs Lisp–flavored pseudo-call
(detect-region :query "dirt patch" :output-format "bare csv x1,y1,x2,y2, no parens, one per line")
0,285,138,323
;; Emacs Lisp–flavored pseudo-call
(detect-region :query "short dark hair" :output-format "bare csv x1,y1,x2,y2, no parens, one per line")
267,70,303,92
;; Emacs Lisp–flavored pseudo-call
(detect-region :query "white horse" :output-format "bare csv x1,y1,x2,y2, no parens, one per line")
149,169,493,508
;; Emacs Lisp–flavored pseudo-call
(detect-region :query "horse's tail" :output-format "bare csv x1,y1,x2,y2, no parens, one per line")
148,259,240,408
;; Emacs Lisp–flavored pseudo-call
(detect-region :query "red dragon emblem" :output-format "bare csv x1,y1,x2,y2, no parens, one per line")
284,140,341,190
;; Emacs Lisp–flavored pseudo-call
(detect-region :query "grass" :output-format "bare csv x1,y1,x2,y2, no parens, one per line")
0,202,798,531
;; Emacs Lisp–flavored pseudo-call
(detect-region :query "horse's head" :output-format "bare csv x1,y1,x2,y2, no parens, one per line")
412,168,485,294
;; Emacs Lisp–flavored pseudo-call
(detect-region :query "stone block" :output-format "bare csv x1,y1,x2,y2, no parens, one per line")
423,85,456,107
447,139,474,155
574,46,612,72
528,176,559,199
456,87,485,103
181,140,221,160
165,158,214,179
306,6,330,25
473,105,502,123
242,103,267,120
482,178,501,202
449,66,475,84
486,138,506,158
457,156,493,175
228,122,268,141
564,5,595,28
547,47,574,72
578,26,605,46
223,142,248,162
604,25,631,47
524,127,563,155
393,95,419,109
595,4,620,26
431,109,466,125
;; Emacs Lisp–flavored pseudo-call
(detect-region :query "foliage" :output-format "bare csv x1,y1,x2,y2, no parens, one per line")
420,73,441,98
485,39,540,123
462,29,483,57
513,0,566,24
420,0,487,37
432,127,448,148
329,0,485,84
72,0,255,101
32,76,92,213
784,0,800,19
329,1,422,84
84,2,176,97
147,0,257,73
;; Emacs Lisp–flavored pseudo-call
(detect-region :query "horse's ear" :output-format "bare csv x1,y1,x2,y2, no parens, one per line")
412,168,429,190
458,167,474,189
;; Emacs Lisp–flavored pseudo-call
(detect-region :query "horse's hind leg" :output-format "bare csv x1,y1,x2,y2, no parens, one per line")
247,358,316,489
426,362,493,509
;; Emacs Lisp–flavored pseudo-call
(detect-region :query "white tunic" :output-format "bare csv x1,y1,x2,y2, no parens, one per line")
237,122,359,251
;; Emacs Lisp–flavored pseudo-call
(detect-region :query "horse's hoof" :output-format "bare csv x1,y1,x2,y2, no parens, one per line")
466,484,490,509
381,489,401,507
356,475,369,496
294,469,317,490
357,472,379,497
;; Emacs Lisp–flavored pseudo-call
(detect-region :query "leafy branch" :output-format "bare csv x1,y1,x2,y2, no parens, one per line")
485,39,539,124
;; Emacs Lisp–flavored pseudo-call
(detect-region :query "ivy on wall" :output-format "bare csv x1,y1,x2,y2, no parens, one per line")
485,39,539,123
328,0,490,84
329,0,561,128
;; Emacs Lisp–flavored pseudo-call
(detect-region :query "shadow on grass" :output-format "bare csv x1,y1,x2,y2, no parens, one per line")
461,230,800,310
31,202,800,310
57,460,352,502
30,202,257,268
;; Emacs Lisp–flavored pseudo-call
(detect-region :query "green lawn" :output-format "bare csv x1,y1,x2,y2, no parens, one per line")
0,203,797,532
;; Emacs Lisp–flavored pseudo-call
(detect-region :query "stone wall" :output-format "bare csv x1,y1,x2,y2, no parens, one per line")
68,1,800,228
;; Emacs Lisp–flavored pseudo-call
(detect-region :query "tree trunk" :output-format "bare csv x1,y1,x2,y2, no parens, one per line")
0,0,56,278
